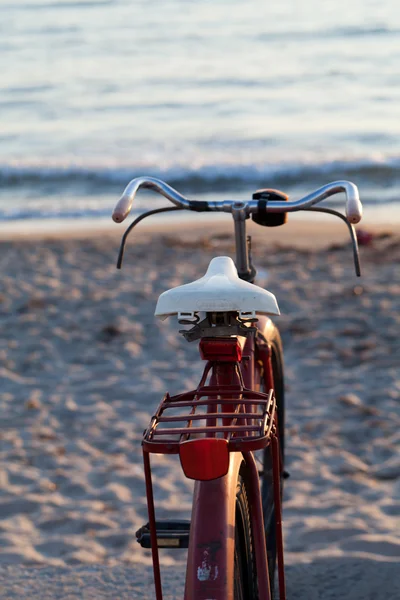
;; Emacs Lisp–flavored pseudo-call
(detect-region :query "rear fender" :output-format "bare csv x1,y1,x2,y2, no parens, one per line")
256,315,276,342
184,451,243,600
240,315,274,389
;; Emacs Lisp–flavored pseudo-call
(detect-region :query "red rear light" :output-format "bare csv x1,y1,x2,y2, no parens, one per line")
179,438,229,481
199,337,242,362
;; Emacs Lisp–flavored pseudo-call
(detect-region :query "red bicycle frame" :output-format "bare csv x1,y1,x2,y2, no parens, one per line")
141,316,286,600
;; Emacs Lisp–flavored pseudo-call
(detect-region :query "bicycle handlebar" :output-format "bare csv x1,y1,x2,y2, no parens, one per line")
112,177,191,222
112,176,362,225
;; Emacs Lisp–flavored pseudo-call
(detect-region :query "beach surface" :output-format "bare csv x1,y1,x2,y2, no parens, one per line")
0,219,399,598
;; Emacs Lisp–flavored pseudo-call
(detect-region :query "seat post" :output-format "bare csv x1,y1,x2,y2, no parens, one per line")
232,204,256,282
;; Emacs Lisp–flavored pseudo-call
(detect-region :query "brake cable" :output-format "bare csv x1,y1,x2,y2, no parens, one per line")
304,206,361,276
116,206,184,269
116,204,361,276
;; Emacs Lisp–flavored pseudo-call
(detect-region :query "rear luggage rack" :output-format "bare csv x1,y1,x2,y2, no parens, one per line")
142,383,276,455
139,359,281,600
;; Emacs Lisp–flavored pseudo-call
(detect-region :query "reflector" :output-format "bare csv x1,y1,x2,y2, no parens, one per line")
179,438,229,481
199,337,242,362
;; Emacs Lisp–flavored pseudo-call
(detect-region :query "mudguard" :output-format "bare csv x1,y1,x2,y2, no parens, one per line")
184,451,243,600
256,315,277,343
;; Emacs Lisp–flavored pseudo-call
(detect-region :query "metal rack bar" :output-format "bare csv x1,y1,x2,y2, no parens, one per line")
152,424,262,436
160,397,271,409
157,412,264,422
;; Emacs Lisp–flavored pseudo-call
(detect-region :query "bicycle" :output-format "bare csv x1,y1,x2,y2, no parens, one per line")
112,177,363,600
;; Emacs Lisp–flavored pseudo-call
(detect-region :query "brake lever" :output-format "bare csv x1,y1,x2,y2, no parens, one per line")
115,206,183,269
304,207,361,276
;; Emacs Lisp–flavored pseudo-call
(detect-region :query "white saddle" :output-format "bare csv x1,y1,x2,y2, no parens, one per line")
155,256,280,320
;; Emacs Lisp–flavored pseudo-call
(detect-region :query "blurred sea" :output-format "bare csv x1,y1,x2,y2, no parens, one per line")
1,0,399,222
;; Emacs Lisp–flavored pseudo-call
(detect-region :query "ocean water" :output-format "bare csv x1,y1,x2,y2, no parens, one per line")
1,0,399,222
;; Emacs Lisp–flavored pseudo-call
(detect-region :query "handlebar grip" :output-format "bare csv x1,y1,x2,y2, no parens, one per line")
346,189,363,224
112,194,133,223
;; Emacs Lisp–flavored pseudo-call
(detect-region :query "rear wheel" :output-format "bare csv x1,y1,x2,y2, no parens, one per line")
258,322,285,594
234,474,258,600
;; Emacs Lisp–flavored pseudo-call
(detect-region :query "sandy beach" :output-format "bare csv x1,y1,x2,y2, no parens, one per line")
0,218,399,598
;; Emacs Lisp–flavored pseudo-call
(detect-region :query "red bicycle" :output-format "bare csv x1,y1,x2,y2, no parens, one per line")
112,177,363,600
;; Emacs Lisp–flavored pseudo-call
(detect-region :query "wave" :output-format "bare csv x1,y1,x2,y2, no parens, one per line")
0,157,399,221
0,207,114,221
257,25,398,42
1,157,400,194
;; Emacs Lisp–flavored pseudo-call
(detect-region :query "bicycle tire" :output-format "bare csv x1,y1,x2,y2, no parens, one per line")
259,321,285,594
234,474,258,600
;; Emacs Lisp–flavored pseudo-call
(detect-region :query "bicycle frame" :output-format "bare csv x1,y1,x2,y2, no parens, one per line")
141,316,286,600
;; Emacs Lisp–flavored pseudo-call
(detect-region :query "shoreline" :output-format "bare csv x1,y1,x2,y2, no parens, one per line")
1,192,400,242
0,212,397,248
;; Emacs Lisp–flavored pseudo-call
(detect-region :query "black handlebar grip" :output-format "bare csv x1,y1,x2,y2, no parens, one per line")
251,189,289,227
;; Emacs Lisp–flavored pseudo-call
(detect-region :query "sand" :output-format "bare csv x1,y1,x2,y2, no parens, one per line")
0,218,399,598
